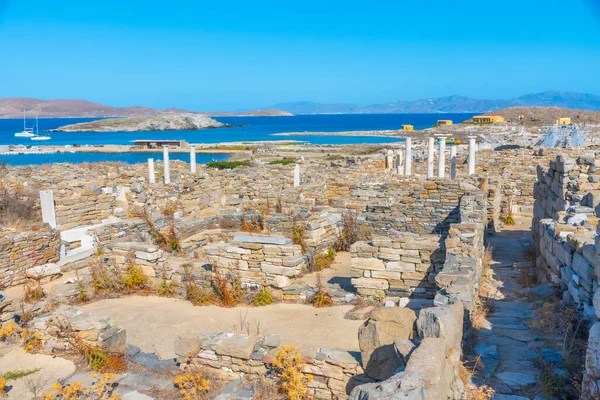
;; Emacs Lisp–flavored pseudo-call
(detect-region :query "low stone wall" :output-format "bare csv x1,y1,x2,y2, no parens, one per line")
176,331,364,400
349,191,486,304
436,192,486,311
31,305,126,352
55,190,114,230
535,219,598,311
205,234,308,286
533,154,600,311
353,300,465,400
101,233,308,290
349,234,442,299
531,154,600,396
0,224,60,287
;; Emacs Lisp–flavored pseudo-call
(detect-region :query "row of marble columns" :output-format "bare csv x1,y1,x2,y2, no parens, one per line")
148,147,303,187
146,146,199,185
386,136,477,179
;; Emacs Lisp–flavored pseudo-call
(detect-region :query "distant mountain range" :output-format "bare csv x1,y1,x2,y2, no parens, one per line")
1,91,599,118
271,91,600,114
0,98,292,118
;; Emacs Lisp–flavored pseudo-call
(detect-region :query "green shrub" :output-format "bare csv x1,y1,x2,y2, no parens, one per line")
205,161,251,170
268,159,295,166
253,288,273,306
313,249,336,271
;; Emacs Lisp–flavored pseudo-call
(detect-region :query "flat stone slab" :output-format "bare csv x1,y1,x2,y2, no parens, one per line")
480,336,525,347
497,345,538,362
487,317,520,326
233,234,291,245
541,348,564,364
495,329,541,343
496,371,537,390
214,379,255,400
132,352,178,373
474,343,498,378
496,360,537,376
493,301,534,310
489,309,534,319
118,373,173,391
122,391,155,400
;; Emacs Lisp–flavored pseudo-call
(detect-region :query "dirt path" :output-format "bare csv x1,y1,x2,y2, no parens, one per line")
471,217,574,399
82,297,362,359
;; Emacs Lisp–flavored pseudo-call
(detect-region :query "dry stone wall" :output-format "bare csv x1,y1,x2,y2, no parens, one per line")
533,154,600,310
532,154,600,396
0,224,60,287
350,234,442,299
176,332,364,400
436,192,487,311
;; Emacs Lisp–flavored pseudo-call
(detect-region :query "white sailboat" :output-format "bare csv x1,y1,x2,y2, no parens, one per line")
14,110,35,137
30,114,51,141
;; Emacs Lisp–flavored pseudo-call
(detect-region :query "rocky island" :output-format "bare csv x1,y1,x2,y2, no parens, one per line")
51,113,228,132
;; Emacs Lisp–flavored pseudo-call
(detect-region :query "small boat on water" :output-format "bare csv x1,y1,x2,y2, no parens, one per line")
14,110,35,137
30,114,52,141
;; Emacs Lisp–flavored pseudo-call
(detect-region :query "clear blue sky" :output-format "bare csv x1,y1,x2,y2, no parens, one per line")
0,0,599,110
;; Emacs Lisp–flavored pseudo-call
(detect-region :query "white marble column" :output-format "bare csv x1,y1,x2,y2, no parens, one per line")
468,136,477,175
386,151,394,171
148,158,156,184
190,146,197,173
163,146,171,184
294,164,300,187
40,190,57,229
427,137,435,179
450,145,457,180
404,138,412,176
438,137,447,178
396,151,404,175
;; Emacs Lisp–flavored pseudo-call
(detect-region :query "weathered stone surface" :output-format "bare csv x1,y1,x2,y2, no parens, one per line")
174,336,203,358
203,332,257,360
405,338,450,400
358,307,417,380
416,303,463,355
349,372,425,400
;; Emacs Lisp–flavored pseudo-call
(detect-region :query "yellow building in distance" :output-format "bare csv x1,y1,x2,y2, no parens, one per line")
437,119,453,125
557,117,571,125
402,125,414,131
472,115,505,123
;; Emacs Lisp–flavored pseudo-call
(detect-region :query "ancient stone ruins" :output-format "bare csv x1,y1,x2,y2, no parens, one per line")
2,137,600,399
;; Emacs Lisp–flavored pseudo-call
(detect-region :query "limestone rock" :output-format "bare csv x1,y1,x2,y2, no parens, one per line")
358,307,416,381
52,113,227,132
416,303,463,355
349,371,425,400
203,332,257,360
405,338,451,400
272,275,291,289
174,336,203,359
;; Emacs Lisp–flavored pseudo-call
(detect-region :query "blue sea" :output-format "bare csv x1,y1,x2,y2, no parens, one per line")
0,113,474,165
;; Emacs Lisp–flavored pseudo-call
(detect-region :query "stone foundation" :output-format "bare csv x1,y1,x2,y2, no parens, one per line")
0,224,60,287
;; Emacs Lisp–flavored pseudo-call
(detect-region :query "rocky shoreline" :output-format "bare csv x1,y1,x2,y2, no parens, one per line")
50,113,228,132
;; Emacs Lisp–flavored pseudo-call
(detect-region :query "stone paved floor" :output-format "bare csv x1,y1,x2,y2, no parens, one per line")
471,217,569,400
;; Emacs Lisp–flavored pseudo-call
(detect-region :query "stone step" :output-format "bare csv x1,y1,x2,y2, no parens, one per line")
496,345,538,362
474,343,498,378
492,394,531,400
490,324,529,331
488,309,533,319
478,336,524,347
495,359,537,374
495,371,537,391
492,301,534,310
494,328,540,343
486,317,520,325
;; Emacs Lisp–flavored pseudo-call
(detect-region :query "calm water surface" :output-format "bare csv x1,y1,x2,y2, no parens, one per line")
0,113,475,165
